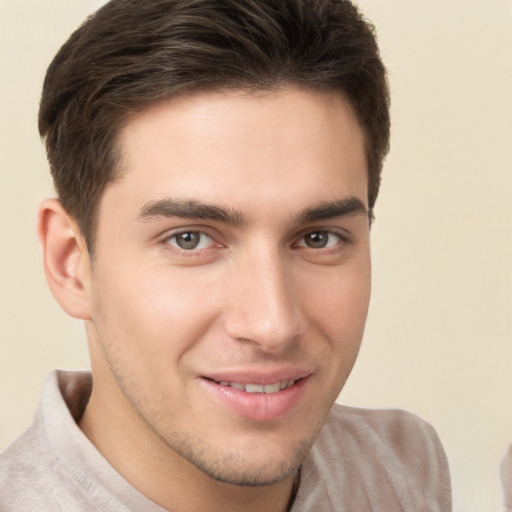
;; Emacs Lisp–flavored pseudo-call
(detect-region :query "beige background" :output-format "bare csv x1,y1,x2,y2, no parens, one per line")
1,1,511,511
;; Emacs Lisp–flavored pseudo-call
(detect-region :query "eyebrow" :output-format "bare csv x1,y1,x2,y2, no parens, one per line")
295,197,368,224
136,198,246,226
136,196,368,226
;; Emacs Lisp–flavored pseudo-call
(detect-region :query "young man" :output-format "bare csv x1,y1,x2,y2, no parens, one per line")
0,1,451,510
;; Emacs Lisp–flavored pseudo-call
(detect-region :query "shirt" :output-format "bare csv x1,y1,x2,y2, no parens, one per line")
0,370,452,511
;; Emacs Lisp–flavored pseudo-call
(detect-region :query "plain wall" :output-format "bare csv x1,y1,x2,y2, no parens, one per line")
1,1,511,511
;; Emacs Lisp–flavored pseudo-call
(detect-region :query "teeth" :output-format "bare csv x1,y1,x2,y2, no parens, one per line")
245,383,265,393
281,380,294,390
217,380,296,393
263,382,281,394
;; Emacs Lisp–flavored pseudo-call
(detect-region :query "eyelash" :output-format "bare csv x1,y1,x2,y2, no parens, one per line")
161,228,350,255
294,230,349,251
162,230,221,255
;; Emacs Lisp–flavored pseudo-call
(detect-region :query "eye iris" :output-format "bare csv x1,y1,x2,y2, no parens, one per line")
305,232,328,248
176,232,201,250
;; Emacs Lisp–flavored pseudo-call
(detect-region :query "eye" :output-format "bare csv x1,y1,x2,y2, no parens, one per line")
166,231,214,251
298,231,341,249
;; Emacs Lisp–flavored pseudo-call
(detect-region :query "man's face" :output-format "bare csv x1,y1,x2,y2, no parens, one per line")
85,87,371,485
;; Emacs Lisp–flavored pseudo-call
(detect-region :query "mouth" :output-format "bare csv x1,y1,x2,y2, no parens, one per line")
201,373,310,421
210,379,297,394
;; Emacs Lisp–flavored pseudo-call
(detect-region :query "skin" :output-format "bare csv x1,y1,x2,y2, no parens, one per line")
39,86,371,512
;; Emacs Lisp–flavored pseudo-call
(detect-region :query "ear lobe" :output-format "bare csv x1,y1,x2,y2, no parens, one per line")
38,198,92,320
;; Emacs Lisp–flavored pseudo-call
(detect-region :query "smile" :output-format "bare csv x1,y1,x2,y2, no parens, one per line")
203,376,308,421
215,380,296,394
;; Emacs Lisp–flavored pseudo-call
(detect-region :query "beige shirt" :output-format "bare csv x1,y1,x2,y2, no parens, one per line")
502,444,512,512
0,371,452,511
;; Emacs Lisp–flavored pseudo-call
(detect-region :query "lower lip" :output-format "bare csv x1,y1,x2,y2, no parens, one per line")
201,378,308,422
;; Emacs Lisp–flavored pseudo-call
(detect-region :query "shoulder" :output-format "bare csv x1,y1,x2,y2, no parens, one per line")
0,422,62,511
501,444,512,511
294,405,452,512
323,404,451,485
0,371,96,512
325,404,447,462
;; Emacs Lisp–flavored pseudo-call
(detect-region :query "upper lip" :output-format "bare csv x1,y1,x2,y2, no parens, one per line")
201,367,312,385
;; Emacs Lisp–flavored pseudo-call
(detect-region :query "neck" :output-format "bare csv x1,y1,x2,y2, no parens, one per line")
79,377,298,512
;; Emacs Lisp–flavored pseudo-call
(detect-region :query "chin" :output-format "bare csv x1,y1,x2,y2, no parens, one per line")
168,431,311,487
191,452,305,487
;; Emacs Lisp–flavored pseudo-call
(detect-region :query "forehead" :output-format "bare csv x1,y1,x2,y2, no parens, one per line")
105,87,368,218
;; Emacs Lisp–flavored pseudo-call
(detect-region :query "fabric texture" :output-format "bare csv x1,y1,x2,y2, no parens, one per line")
0,370,452,511
502,444,512,512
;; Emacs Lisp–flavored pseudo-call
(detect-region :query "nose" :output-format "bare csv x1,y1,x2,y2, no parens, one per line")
222,247,304,352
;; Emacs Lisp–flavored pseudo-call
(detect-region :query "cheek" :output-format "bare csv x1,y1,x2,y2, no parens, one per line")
91,264,221,372
301,260,370,394
306,264,371,397
303,260,371,341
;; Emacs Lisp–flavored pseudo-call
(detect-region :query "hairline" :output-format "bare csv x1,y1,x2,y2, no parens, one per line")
84,82,373,255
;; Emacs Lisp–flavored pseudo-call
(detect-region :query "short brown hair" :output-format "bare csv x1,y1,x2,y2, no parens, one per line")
39,0,390,250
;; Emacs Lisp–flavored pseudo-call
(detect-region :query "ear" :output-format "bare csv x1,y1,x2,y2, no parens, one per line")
38,198,92,320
